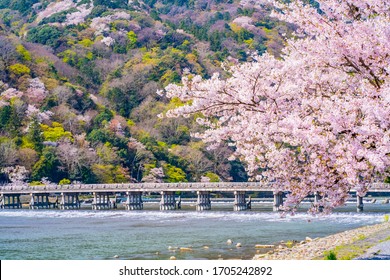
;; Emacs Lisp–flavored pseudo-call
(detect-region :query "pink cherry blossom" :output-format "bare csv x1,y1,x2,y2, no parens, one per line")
65,3,94,26
0,88,23,100
162,0,390,214
25,78,48,105
2,165,29,185
36,0,76,23
26,104,53,122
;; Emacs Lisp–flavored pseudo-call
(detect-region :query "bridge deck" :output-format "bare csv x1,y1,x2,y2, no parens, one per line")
1,182,389,194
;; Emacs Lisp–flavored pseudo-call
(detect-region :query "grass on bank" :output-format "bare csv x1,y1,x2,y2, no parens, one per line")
322,216,390,260
379,236,390,243
285,240,294,248
323,243,371,260
323,234,369,260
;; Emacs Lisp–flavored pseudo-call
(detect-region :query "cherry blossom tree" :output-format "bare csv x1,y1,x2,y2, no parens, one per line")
0,88,23,108
36,0,77,23
1,166,29,185
142,167,165,183
25,78,48,105
26,104,53,122
1,88,23,100
65,3,94,26
161,0,390,213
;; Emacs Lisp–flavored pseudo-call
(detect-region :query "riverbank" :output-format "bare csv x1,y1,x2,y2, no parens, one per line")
253,218,390,260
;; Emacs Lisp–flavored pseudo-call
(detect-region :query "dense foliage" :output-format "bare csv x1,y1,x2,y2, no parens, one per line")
0,0,291,185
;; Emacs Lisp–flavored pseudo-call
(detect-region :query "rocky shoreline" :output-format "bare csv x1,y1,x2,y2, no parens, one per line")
253,220,390,260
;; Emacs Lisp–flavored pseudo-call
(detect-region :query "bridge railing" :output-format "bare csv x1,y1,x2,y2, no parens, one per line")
0,182,389,193
0,182,273,192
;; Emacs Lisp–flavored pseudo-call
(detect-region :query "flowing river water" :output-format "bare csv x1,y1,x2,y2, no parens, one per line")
0,201,389,260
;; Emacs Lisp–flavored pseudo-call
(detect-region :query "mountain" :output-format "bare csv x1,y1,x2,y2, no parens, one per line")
0,0,291,185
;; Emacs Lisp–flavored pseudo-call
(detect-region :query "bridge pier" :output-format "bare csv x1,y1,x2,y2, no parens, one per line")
314,192,324,212
125,191,143,210
0,194,22,209
196,191,211,211
357,195,364,212
177,196,181,209
160,191,176,210
60,193,80,209
92,192,111,210
273,192,284,211
234,191,249,211
30,193,51,209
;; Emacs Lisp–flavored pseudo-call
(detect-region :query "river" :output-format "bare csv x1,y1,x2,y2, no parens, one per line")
0,201,389,260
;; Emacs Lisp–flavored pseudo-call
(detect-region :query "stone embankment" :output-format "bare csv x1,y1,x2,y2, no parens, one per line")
253,221,390,260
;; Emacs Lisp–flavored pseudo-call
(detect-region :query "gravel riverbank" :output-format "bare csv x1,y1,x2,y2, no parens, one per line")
253,220,390,260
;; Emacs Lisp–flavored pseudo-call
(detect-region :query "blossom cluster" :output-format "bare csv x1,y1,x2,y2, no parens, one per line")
0,88,24,107
142,167,165,183
65,3,94,26
90,12,131,35
89,11,132,46
163,0,390,213
0,79,52,121
26,104,53,122
232,16,256,30
26,78,49,104
1,166,29,185
36,0,94,26
36,0,77,23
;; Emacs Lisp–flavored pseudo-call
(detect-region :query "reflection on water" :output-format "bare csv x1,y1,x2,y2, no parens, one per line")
0,202,389,260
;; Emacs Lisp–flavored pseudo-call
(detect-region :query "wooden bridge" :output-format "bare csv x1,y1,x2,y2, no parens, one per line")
0,182,389,212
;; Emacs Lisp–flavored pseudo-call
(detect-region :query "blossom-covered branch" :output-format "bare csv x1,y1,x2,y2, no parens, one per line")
162,0,390,213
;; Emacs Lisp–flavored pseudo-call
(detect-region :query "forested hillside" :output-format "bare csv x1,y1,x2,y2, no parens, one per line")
0,0,292,185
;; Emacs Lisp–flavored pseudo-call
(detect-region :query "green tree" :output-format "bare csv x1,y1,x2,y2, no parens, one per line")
203,172,220,182
93,108,114,127
15,44,32,61
0,0,39,15
106,87,138,117
27,116,44,152
91,164,130,183
31,147,65,182
0,105,11,132
41,122,73,142
88,5,108,19
6,103,23,137
59,178,71,185
162,163,187,182
93,0,127,9
26,25,62,48
9,63,30,75
127,31,138,49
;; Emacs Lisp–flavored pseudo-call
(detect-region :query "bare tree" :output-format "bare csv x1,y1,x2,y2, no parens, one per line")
56,136,97,180
0,36,17,65
204,144,233,181
0,141,17,167
0,36,17,81
17,148,39,172
53,85,74,105
171,145,213,180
